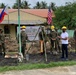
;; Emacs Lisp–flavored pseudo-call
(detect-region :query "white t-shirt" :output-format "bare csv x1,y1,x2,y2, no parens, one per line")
61,32,68,44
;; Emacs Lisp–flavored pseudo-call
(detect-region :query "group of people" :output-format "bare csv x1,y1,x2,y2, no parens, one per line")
0,25,69,61
39,25,69,60
50,25,68,60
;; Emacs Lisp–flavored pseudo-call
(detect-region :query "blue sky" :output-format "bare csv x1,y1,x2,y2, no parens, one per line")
0,0,75,8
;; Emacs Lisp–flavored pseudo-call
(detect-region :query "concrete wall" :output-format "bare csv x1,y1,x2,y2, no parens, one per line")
0,24,16,39
10,25,16,39
4,11,46,22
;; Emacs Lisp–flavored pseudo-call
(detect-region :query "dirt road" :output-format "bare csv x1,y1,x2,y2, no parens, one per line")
0,65,76,75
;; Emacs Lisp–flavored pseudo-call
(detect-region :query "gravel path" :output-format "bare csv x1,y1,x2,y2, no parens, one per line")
0,65,76,75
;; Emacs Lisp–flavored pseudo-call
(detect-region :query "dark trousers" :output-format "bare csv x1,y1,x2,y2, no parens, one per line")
0,45,2,55
21,45,26,57
61,44,68,58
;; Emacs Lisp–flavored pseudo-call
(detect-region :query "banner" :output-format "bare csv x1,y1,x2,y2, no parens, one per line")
17,26,40,41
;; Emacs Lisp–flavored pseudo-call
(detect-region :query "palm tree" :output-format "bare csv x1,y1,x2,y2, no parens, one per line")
12,0,30,9
50,2,56,11
0,3,5,8
12,0,22,9
0,3,10,9
12,0,18,9
33,1,41,9
41,1,48,9
21,0,31,9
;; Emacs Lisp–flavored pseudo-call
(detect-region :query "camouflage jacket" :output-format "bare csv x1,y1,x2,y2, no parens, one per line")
0,34,5,45
21,31,28,45
50,30,58,40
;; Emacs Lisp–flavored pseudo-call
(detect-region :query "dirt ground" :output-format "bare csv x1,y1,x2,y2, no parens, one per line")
0,51,76,66
0,65,76,75
0,37,76,66
0,38,76,75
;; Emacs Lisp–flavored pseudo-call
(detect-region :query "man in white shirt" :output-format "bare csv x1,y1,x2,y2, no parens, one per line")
59,26,69,60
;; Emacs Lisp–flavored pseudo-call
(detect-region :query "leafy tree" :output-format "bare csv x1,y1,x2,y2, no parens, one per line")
53,2,76,29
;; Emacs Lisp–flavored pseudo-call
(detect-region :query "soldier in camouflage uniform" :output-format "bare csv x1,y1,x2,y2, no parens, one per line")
20,26,28,57
1,29,5,56
0,29,5,56
50,25,58,54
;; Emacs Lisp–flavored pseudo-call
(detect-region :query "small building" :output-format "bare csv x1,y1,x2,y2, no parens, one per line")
0,9,55,39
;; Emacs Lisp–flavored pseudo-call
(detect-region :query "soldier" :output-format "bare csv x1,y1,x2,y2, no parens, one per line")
21,26,28,57
50,25,58,54
18,26,28,57
1,29,5,56
0,29,5,56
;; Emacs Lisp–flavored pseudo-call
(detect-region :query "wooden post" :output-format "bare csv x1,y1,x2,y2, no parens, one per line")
40,40,43,53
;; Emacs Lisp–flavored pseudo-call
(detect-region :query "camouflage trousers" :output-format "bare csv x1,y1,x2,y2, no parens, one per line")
21,44,26,57
50,39,58,53
50,39,61,53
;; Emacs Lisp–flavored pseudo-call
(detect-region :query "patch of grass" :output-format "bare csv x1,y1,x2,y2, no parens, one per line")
0,61,76,72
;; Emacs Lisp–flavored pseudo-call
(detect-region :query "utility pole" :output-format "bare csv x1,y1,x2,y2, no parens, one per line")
18,0,21,53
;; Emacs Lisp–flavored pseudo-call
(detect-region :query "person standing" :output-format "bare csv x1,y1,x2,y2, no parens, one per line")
59,26,69,60
0,29,5,56
50,25,58,54
1,29,5,56
20,26,28,57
